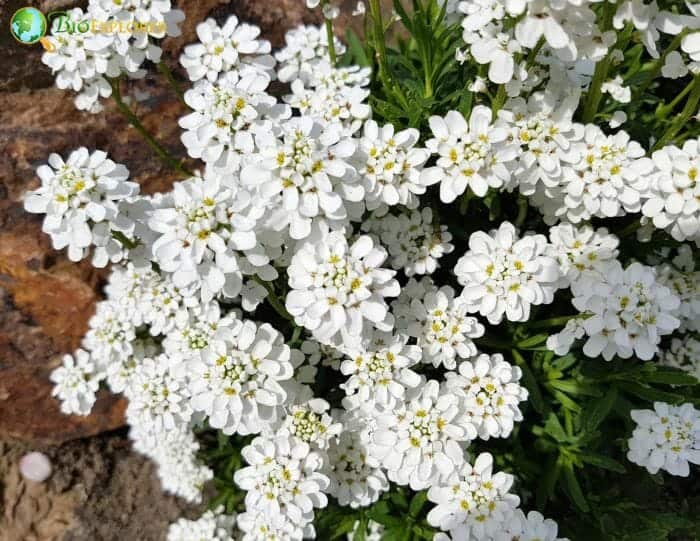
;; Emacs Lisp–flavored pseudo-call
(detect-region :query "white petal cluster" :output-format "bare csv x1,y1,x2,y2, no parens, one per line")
455,222,561,324
627,402,700,476
547,223,620,287
167,508,236,541
234,434,329,539
42,2,183,111
340,332,422,409
398,280,484,369
179,70,286,171
285,62,371,136
659,336,700,381
179,16,274,83
445,354,528,440
642,138,700,244
188,320,294,435
24,148,138,265
531,126,653,224
243,118,360,240
50,349,102,416
286,230,399,346
422,106,518,202
275,25,346,83
427,453,520,540
365,208,454,277
369,380,469,490
497,510,570,541
548,261,681,360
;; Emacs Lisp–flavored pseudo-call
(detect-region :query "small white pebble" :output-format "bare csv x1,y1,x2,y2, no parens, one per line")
19,452,52,482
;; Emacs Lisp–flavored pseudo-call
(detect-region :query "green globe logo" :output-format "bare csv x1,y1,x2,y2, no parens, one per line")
10,7,47,45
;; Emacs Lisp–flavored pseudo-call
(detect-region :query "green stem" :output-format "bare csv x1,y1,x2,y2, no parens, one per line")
515,195,528,227
253,276,295,322
633,30,689,102
652,74,700,151
474,335,513,351
111,230,138,250
491,84,507,119
618,218,642,237
369,0,391,89
528,315,581,330
322,2,337,65
581,3,616,123
156,61,185,103
659,76,695,116
525,37,546,69
108,78,192,178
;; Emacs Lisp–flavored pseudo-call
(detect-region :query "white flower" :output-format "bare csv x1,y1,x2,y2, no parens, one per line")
422,106,518,202
278,398,342,451
370,380,468,490
50,349,102,416
286,230,399,346
656,261,700,333
455,222,561,324
642,138,700,244
327,429,389,508
179,70,286,171
131,424,213,503
614,0,661,58
238,510,308,540
149,172,269,301
275,25,346,84
125,354,192,432
627,402,700,476
367,208,454,277
189,319,294,435
24,148,138,264
82,300,137,369
234,434,329,530
405,284,484,369
427,453,519,540
662,51,689,78
340,332,422,409
601,76,632,103
609,110,628,128
357,120,432,210
167,508,236,541
300,339,345,371
659,335,700,381
243,117,360,240
547,223,620,287
162,303,236,363
497,509,569,541
285,62,371,136
469,25,522,84
549,261,681,361
499,91,583,195
180,16,274,82
552,125,653,223
445,354,528,440
105,338,160,396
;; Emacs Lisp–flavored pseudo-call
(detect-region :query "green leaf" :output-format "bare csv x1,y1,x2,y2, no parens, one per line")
409,490,428,518
577,452,626,473
543,413,568,442
517,334,549,348
640,366,698,386
563,462,590,512
343,28,370,67
583,387,618,432
618,382,688,404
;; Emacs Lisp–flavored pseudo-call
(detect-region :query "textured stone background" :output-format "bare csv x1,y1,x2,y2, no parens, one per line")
0,1,366,538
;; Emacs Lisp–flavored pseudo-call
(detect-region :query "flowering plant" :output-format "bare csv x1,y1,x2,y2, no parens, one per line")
25,0,700,539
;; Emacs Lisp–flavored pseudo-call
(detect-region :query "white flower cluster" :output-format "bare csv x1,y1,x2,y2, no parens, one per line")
41,1,184,112
627,402,700,477
28,3,700,540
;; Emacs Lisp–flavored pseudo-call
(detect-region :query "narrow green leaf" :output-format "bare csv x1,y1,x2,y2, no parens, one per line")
577,452,626,473
409,490,428,518
583,387,618,432
563,463,590,512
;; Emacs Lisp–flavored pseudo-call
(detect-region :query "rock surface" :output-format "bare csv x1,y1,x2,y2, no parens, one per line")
0,434,200,541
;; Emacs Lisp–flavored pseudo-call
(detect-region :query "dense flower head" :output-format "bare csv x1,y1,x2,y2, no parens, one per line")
286,229,399,346
643,138,700,244
548,261,681,360
179,15,274,83
50,349,102,416
167,507,236,541
179,70,286,171
24,148,138,264
445,353,528,440
627,402,700,477
659,336,700,381
369,380,469,490
455,221,561,324
188,319,294,435
275,25,346,84
422,106,518,202
427,452,519,540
